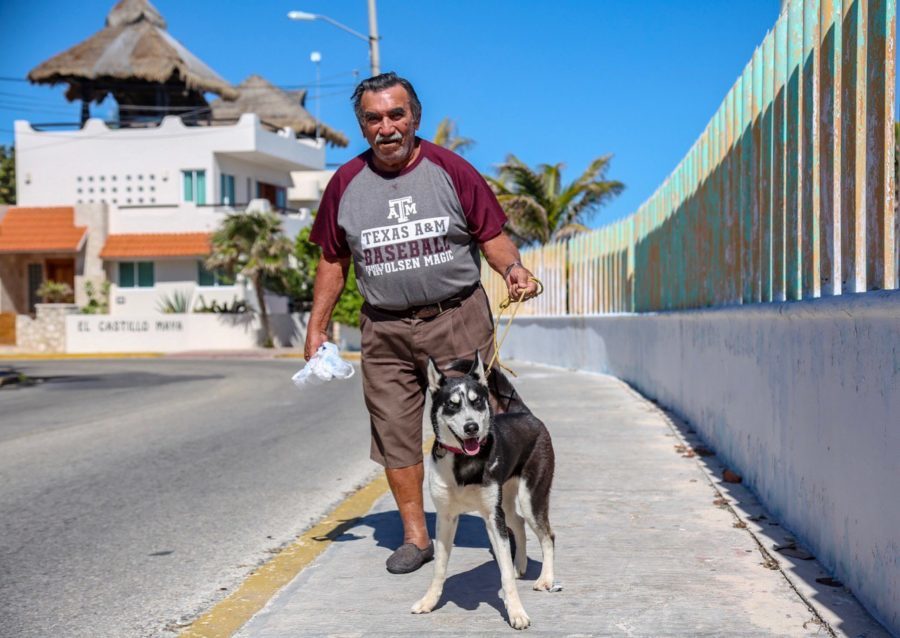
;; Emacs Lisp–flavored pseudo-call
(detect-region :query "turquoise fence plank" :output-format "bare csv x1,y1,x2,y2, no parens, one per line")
762,28,776,302
785,0,804,300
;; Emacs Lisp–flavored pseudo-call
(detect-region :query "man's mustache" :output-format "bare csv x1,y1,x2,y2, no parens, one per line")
375,132,403,144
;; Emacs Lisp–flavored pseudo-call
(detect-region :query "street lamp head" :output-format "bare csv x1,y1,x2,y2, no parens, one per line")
310,51,322,63
287,10,316,21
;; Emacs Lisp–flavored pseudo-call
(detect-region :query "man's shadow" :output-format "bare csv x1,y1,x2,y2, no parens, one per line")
316,510,544,622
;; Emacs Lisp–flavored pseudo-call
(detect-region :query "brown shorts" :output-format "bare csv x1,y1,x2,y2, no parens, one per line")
359,285,496,469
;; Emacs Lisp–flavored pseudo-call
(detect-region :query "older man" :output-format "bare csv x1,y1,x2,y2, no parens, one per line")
306,72,537,574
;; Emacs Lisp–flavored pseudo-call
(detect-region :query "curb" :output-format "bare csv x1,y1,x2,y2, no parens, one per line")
178,472,390,638
178,437,432,638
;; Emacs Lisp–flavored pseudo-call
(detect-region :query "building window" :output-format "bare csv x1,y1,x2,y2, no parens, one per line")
197,261,232,287
119,261,155,288
183,169,206,204
220,173,236,205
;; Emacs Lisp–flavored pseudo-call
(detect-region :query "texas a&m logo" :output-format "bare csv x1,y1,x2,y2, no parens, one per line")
387,196,417,223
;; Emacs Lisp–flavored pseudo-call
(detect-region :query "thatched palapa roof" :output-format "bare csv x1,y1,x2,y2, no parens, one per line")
211,75,349,148
28,0,238,103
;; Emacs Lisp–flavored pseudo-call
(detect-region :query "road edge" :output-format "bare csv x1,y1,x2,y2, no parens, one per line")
178,436,433,638
177,472,390,638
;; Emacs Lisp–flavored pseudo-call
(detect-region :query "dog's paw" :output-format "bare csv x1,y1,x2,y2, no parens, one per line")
507,605,531,630
411,595,436,614
532,577,557,591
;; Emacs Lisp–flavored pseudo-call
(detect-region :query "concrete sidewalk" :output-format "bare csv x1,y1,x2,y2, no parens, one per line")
231,363,887,637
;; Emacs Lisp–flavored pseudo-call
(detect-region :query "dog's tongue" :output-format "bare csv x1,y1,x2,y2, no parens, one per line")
463,438,481,456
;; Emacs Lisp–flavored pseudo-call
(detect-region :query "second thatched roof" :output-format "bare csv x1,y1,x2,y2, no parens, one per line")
28,0,238,102
211,75,349,148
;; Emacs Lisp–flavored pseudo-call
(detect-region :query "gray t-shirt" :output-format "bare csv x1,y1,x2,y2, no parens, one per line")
310,139,507,310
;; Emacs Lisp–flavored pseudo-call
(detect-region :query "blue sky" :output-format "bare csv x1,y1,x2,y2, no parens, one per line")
0,1,795,225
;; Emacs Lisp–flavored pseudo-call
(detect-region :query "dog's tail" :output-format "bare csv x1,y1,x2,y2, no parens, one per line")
446,358,531,415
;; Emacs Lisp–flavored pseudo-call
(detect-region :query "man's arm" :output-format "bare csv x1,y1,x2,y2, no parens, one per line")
479,232,538,300
304,254,351,360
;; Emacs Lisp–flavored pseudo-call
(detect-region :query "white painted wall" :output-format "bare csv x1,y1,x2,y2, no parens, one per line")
66,312,309,352
15,114,324,208
289,169,335,208
494,291,900,635
107,258,246,315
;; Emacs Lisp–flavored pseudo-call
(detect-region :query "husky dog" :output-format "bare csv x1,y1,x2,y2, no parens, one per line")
411,353,556,630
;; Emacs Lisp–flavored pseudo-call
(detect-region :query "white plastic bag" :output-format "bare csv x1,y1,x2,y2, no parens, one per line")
292,342,355,387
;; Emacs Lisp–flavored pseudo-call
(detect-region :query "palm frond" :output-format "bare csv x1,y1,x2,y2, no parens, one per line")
433,117,475,155
497,194,550,245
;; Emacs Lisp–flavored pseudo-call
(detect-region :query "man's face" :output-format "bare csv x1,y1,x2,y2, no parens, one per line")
359,85,419,170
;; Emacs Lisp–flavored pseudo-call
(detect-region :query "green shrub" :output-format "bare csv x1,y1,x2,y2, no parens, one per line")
36,280,74,303
81,280,111,314
193,295,250,314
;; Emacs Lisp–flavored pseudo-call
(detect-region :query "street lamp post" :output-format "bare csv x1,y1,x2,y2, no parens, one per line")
287,2,380,77
310,51,321,141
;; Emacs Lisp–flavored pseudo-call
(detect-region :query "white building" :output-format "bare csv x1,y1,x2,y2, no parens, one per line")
0,0,348,350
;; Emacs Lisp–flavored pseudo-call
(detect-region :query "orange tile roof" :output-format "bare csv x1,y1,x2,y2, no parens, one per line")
100,233,212,259
0,207,87,253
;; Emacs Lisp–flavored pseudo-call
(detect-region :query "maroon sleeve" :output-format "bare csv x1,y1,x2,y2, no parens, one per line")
308,156,366,259
420,140,508,242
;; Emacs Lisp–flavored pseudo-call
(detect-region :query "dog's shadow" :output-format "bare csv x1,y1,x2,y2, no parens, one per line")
323,510,544,623
432,556,544,622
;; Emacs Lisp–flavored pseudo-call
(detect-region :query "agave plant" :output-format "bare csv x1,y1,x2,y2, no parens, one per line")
485,154,624,246
156,290,191,314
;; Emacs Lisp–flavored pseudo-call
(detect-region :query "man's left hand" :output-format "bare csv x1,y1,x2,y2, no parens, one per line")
506,264,538,301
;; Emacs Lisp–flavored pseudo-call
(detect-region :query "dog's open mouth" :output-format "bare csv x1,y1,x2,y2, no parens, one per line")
461,437,481,456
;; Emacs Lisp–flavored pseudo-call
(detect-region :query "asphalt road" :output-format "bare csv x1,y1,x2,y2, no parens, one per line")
0,358,374,638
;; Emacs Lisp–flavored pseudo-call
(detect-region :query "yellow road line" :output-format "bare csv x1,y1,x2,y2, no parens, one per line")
179,436,434,638
0,352,164,360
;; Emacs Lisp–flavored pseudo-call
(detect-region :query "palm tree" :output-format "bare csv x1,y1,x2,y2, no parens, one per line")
206,210,293,347
485,154,624,246
432,117,474,154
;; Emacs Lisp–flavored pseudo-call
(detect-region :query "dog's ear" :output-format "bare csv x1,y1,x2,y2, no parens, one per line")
426,357,444,393
468,351,488,387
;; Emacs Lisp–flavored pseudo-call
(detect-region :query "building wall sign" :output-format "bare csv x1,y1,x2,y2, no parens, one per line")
75,318,184,334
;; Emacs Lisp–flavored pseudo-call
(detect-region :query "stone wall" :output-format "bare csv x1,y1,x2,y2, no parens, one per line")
16,303,80,352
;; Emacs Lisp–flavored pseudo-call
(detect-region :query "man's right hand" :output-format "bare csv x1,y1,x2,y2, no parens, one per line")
304,329,329,361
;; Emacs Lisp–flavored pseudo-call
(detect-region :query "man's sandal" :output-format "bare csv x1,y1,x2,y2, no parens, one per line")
386,541,434,574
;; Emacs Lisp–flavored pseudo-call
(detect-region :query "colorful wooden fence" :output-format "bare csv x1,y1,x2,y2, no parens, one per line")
484,0,896,315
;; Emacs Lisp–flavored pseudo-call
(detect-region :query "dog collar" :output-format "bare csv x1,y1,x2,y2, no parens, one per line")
439,440,484,455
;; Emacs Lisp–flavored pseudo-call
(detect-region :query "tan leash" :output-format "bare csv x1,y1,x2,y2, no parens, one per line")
487,276,544,377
